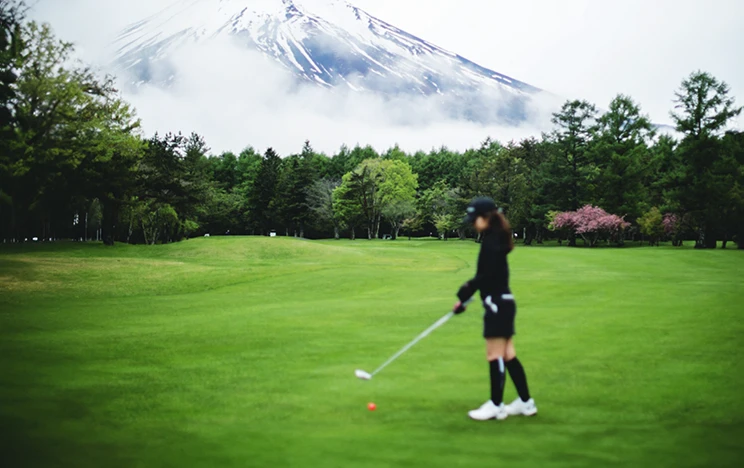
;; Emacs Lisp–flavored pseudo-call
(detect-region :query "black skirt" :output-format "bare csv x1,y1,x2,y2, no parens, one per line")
482,294,516,338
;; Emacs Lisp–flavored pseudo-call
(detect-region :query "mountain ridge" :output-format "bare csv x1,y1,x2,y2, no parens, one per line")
113,0,543,124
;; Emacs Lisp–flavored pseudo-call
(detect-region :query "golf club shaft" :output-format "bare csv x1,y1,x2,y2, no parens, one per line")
371,311,454,376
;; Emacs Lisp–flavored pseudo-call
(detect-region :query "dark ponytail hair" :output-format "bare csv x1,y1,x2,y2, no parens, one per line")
485,210,514,253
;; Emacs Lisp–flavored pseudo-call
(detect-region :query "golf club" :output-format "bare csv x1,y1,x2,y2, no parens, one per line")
355,306,464,380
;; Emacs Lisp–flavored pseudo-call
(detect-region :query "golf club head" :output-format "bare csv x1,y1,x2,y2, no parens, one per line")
355,369,372,380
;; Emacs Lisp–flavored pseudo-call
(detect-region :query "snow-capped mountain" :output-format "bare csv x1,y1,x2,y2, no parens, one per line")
113,0,542,123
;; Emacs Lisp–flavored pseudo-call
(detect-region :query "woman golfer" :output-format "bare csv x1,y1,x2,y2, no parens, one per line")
453,197,537,420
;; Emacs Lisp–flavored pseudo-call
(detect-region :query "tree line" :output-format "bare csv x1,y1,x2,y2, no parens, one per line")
1,3,742,248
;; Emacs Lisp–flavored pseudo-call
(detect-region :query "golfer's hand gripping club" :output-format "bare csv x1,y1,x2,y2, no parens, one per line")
453,290,475,314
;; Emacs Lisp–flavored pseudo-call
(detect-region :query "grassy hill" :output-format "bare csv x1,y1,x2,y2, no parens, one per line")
1,237,742,467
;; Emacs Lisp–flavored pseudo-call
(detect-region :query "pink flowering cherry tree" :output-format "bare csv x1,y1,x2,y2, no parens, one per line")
551,205,630,247
663,213,683,246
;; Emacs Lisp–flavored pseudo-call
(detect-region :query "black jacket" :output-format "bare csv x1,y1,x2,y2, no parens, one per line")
458,231,511,302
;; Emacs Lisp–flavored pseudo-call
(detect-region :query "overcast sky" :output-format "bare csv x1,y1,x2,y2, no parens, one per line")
355,0,744,124
28,0,744,154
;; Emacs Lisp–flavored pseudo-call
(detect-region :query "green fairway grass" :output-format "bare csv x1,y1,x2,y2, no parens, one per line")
1,237,743,467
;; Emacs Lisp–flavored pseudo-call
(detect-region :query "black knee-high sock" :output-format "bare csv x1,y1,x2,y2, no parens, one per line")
505,357,531,402
489,358,505,405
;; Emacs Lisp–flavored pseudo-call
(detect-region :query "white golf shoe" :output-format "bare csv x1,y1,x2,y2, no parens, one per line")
468,400,508,421
505,397,538,416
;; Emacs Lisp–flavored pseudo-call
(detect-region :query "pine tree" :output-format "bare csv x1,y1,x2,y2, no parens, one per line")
274,155,299,236
548,100,599,213
249,148,282,234
671,71,741,139
306,178,341,239
648,134,679,211
181,132,211,227
592,94,655,224
515,137,551,245
670,71,743,248
294,141,320,237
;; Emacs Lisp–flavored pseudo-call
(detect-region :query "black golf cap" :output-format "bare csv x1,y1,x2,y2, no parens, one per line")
464,197,497,224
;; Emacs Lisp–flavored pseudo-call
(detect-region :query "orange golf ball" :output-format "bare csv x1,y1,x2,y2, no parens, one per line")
367,402,376,411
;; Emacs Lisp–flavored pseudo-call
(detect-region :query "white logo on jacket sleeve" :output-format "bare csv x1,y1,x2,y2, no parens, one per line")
485,296,498,314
